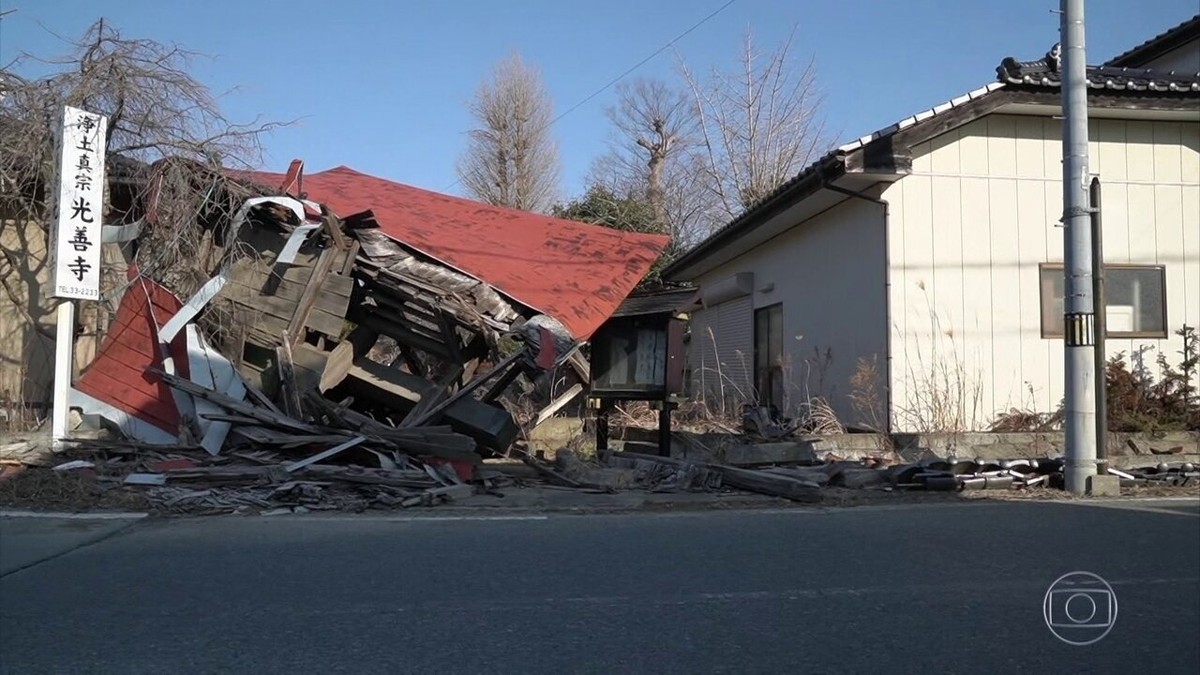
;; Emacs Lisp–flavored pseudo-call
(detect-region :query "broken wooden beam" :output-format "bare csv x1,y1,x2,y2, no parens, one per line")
285,436,367,473
276,332,304,419
532,383,584,429
319,325,379,392
613,451,821,503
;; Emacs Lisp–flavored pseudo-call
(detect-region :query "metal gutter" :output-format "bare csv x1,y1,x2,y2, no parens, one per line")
661,153,847,281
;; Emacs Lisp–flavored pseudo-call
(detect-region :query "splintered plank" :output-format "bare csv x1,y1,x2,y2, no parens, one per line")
276,332,303,418
532,384,584,428
157,370,324,435
321,207,350,251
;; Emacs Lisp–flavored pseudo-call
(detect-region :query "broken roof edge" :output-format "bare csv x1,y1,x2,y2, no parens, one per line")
230,165,662,342
228,170,546,328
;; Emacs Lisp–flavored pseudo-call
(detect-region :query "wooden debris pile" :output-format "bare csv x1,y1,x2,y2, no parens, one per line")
55,174,605,513
52,435,482,515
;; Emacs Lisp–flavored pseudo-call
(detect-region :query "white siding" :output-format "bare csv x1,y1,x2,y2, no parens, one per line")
690,198,888,427
885,113,1200,431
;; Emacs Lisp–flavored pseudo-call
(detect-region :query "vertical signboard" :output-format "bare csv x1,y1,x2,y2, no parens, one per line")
51,106,107,449
53,105,107,299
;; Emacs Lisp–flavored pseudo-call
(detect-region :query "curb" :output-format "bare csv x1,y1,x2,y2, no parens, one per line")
0,510,150,520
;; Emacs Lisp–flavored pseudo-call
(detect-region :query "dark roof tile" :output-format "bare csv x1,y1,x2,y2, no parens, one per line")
997,47,1200,92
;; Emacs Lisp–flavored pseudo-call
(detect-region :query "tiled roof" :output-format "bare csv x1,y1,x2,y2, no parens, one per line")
836,83,1007,153
660,81,1007,279
1104,14,1200,67
997,47,1200,92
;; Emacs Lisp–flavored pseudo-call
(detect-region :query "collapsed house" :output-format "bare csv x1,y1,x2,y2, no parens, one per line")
46,159,670,507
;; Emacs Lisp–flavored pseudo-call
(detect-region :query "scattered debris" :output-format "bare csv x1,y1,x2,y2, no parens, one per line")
32,159,678,515
52,460,95,472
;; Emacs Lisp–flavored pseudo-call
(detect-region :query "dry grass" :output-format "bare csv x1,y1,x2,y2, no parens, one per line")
895,284,984,434
688,330,848,436
0,465,152,512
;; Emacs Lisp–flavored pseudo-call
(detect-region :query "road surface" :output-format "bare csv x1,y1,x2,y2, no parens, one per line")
2,499,1197,674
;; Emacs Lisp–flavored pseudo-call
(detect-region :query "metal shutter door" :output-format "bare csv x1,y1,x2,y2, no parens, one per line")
689,306,718,401
715,295,754,407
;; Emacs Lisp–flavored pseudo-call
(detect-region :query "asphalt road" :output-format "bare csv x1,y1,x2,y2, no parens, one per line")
1,500,1197,674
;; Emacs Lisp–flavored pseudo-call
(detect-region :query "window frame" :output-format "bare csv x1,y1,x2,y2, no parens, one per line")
753,303,784,409
1039,262,1168,339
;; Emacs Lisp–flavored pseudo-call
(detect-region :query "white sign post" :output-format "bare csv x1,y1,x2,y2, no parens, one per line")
51,105,108,449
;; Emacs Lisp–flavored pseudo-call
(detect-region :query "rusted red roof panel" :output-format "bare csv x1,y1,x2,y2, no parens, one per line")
76,275,189,433
243,165,670,339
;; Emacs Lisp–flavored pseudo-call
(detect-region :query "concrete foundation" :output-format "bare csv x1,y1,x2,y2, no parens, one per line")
1086,474,1122,497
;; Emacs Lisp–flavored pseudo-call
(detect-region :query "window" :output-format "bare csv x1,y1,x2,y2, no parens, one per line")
754,304,783,409
1039,264,1167,338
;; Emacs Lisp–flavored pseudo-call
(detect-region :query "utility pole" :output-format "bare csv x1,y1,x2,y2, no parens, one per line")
1060,0,1097,495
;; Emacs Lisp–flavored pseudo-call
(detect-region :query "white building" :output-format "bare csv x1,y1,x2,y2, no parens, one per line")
664,16,1200,432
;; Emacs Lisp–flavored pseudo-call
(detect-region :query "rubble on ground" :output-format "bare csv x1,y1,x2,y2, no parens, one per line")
3,159,679,515
601,440,1198,497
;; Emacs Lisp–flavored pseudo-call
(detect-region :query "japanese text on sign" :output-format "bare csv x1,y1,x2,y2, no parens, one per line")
53,106,107,300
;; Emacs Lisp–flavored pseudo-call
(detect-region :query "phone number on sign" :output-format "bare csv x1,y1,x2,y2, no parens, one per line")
56,286,100,299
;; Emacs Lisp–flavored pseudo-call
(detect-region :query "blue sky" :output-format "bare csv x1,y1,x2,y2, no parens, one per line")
2,0,1196,202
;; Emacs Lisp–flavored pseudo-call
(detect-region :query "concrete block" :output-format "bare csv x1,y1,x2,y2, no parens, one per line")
723,442,815,466
1086,474,1121,497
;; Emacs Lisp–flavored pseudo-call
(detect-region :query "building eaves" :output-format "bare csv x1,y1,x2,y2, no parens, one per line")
664,37,1200,283
661,82,1005,281
609,286,699,318
1104,14,1200,68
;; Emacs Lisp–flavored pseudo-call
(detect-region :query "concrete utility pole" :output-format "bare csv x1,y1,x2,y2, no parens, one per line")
1060,0,1097,495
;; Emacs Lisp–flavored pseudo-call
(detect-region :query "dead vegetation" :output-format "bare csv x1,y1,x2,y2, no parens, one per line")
1,19,287,418
989,325,1199,433
895,285,985,434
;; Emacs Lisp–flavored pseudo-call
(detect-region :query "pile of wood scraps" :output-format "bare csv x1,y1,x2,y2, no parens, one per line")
52,176,615,514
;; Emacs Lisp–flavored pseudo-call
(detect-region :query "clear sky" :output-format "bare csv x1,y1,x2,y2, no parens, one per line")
2,0,1196,203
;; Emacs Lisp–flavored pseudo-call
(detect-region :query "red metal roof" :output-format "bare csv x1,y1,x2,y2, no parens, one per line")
76,274,190,434
243,165,670,339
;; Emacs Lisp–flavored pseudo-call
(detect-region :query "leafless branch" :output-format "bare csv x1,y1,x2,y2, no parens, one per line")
0,19,286,359
677,25,832,219
455,51,561,213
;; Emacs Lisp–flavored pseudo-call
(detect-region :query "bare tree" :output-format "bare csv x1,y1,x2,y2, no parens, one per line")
606,79,696,230
679,26,830,218
456,52,561,213
1,19,285,404
589,78,718,249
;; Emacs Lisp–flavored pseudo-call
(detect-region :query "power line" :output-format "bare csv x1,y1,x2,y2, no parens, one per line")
442,0,738,193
